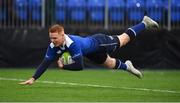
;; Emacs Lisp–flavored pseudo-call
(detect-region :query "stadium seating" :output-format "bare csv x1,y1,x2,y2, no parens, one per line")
171,0,180,22
68,0,86,22
15,0,28,20
55,0,66,22
146,0,163,21
108,0,125,22
127,0,145,21
164,0,169,10
10,0,180,28
29,0,42,21
87,0,105,22
0,9,6,21
0,1,6,21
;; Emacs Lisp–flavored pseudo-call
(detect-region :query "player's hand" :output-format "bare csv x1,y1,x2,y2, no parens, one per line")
57,59,64,68
19,78,35,85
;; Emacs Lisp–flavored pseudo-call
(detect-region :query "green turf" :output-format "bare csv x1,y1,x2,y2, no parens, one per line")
0,68,180,102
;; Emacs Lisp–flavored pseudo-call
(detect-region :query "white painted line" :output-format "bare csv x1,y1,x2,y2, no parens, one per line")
0,77,180,94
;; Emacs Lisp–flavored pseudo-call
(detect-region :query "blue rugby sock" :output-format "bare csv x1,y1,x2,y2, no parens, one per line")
114,59,127,70
125,23,145,40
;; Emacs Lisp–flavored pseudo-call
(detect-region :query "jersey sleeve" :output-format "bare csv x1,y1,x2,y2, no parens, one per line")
45,45,57,61
32,44,57,80
63,42,84,70
32,58,53,80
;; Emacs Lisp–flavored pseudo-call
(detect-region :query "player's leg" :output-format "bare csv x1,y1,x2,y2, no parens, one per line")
85,52,142,79
117,16,159,47
103,55,143,79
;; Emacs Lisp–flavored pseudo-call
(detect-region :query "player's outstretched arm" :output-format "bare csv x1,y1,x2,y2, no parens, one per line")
19,78,35,85
19,58,53,85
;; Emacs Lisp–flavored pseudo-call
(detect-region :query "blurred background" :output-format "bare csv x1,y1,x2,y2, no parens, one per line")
0,0,180,69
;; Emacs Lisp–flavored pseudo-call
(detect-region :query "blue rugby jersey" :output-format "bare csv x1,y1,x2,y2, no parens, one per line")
45,34,98,61
32,34,99,80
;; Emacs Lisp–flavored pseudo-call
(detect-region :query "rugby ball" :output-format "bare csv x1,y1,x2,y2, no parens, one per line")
60,52,73,65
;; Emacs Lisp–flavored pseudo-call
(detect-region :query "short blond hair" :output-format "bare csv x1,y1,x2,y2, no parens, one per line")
49,24,64,33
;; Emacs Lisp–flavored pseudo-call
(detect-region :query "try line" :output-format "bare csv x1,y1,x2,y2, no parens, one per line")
0,77,180,94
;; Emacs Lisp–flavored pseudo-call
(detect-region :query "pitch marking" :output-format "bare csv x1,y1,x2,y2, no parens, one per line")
0,77,180,94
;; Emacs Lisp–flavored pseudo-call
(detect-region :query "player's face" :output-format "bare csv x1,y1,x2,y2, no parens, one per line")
49,31,65,47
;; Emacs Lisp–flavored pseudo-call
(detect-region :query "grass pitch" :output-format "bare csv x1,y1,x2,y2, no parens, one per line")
0,68,180,102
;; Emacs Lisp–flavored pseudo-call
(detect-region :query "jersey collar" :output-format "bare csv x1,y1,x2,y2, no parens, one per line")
64,34,74,48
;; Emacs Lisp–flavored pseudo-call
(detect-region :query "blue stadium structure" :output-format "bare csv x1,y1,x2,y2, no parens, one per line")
108,0,125,22
0,9,6,21
87,0,105,22
146,0,163,22
3,0,180,28
15,0,28,20
171,0,180,22
29,0,42,21
126,0,145,22
68,0,86,22
55,0,66,22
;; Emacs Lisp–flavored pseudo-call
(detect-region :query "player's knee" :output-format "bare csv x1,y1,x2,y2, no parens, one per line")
117,33,130,47
103,56,116,69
